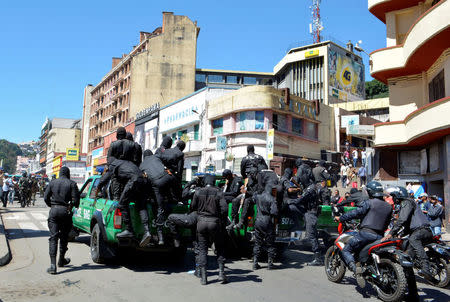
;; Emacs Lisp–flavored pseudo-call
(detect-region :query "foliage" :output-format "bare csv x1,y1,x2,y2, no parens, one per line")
365,79,389,99
0,139,23,173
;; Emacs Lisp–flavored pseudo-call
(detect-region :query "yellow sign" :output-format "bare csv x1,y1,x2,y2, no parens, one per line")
305,49,319,58
66,148,79,161
266,129,274,161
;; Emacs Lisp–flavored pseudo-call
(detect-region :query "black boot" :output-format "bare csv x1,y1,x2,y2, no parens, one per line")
267,257,274,270
47,256,57,274
418,262,435,282
58,252,71,267
200,267,207,285
157,227,164,246
139,210,152,247
307,252,323,266
117,209,135,238
218,263,228,284
252,256,261,270
194,265,200,278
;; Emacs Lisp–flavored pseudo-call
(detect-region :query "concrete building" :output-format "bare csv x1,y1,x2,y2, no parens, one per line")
81,85,93,155
203,86,337,175
195,69,273,91
87,12,199,158
331,97,390,122
158,87,237,180
368,0,450,224
15,156,30,174
273,40,365,105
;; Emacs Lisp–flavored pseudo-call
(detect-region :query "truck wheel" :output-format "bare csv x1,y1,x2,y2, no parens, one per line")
90,224,107,264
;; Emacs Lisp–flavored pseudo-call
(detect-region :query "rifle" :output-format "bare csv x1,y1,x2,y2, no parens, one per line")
237,177,249,215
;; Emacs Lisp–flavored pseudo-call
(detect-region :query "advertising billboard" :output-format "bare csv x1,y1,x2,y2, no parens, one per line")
329,46,365,102
134,118,158,152
66,148,79,161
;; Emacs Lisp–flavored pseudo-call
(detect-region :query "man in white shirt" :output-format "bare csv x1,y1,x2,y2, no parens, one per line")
352,149,358,167
361,149,367,167
340,163,348,188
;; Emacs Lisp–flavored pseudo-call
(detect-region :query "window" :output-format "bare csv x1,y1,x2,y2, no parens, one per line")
226,75,238,84
79,179,92,198
243,77,257,85
212,118,223,135
273,113,287,131
429,70,445,103
195,74,206,83
89,178,100,199
292,118,303,135
304,120,318,139
194,124,199,140
237,111,264,131
208,74,224,83
255,111,264,129
177,130,187,140
172,133,177,140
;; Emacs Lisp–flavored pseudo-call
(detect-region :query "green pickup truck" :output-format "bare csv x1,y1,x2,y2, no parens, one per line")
71,175,190,263
72,175,354,263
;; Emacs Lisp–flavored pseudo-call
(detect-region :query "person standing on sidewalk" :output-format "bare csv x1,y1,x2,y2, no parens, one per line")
44,167,80,274
352,149,359,167
361,149,367,167
428,195,443,236
358,165,367,187
340,163,348,188
0,169,4,206
2,175,10,207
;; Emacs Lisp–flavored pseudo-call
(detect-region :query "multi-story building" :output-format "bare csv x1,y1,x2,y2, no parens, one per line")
195,69,273,91
87,12,200,161
39,118,51,169
44,118,82,176
81,85,93,155
15,156,30,174
368,0,450,218
273,41,365,105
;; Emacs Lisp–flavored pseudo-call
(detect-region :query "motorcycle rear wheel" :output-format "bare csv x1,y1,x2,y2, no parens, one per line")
324,246,346,283
376,259,407,302
427,255,449,288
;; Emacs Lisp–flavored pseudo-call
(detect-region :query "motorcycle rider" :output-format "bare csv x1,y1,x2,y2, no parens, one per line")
190,174,228,285
334,181,393,287
252,179,279,270
382,186,434,280
44,167,80,274
312,160,331,183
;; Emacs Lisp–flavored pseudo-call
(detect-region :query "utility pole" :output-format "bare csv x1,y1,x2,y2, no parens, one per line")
309,0,323,43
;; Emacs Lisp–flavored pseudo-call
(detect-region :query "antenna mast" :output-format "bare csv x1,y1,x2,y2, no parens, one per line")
310,0,323,43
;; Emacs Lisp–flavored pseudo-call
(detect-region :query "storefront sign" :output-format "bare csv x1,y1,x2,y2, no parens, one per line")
341,115,359,128
66,148,79,161
277,97,317,120
216,136,227,151
347,124,374,136
305,49,319,58
136,103,160,120
267,129,274,160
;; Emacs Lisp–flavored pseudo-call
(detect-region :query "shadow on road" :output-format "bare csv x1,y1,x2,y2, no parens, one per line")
57,263,121,274
5,228,49,240
420,287,450,301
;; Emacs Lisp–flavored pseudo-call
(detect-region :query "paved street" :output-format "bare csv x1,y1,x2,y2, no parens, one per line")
0,197,448,302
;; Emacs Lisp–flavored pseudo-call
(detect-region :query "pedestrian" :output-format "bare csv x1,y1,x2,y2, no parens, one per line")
44,167,80,274
358,165,367,187
252,180,278,270
344,150,350,165
190,174,228,285
7,176,16,204
347,165,358,189
428,195,443,236
330,190,340,204
417,193,429,214
0,169,4,206
340,163,348,188
361,149,367,167
2,175,10,207
352,149,359,167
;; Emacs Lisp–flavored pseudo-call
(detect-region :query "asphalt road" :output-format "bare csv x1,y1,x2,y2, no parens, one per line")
0,197,449,302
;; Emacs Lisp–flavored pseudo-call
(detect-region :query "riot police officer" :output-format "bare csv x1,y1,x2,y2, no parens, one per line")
191,174,228,285
312,160,331,183
157,140,185,201
107,127,127,201
126,132,143,167
294,158,314,188
335,181,392,287
155,136,173,156
44,167,80,274
382,186,434,280
222,169,243,204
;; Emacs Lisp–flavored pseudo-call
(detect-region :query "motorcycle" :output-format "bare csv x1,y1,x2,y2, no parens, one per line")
324,206,413,302
399,233,450,288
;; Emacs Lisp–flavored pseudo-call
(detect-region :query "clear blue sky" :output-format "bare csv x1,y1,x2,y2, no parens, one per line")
0,0,385,144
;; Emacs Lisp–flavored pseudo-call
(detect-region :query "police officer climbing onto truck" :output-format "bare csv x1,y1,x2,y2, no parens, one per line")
44,166,80,274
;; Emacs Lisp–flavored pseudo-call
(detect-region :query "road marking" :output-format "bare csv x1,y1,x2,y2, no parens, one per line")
30,212,48,221
4,213,28,220
17,222,42,233
40,221,49,230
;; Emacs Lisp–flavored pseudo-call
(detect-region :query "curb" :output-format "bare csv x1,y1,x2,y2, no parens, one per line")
0,209,11,266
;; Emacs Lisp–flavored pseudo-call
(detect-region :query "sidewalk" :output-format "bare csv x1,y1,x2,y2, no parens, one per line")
0,207,12,266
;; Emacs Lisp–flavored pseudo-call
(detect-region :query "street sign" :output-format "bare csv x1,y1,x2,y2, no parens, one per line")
66,148,79,161
267,128,274,160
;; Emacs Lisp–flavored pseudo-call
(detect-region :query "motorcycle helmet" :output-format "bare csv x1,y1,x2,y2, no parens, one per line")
366,181,384,198
385,186,409,203
22,172,27,178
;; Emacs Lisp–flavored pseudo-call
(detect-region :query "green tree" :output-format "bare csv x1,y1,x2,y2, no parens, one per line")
365,79,389,99
0,139,23,173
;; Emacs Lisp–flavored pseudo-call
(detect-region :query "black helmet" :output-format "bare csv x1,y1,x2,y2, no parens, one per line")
22,172,27,177
366,181,384,198
385,186,409,203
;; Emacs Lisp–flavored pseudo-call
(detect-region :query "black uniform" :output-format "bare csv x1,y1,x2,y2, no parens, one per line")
157,142,185,201
191,175,228,270
312,164,331,183
318,184,331,205
155,136,173,156
389,198,432,270
339,198,393,267
294,160,314,188
44,167,80,266
253,182,278,262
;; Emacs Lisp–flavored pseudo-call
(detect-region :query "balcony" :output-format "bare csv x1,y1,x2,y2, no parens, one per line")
370,0,450,83
368,0,424,23
112,74,124,87
110,91,123,101
374,97,450,147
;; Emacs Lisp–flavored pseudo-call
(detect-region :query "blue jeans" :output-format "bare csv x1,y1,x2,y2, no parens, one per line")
342,231,381,266
353,158,358,167
8,190,14,204
431,226,442,236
